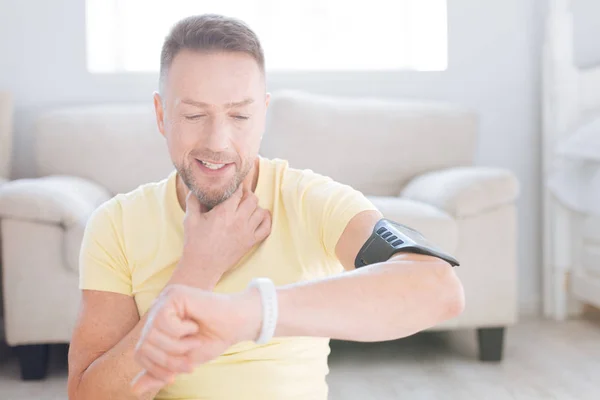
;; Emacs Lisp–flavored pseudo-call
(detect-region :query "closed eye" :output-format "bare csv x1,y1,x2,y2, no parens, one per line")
232,115,250,121
185,115,205,121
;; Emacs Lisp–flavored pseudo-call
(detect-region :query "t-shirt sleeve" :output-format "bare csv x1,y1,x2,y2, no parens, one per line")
287,169,379,259
78,198,132,296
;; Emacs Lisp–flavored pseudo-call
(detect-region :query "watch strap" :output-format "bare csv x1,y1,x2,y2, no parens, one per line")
247,277,278,344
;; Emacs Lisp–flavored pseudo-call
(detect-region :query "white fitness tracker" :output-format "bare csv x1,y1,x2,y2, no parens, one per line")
247,277,278,344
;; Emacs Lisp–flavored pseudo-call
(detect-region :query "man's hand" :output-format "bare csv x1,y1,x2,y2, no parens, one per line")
172,185,272,288
130,284,260,396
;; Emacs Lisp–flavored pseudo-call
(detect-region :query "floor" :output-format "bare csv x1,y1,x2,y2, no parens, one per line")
0,317,599,400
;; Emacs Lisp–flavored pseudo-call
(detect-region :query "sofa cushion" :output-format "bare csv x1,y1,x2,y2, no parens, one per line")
367,196,458,254
262,90,478,197
401,167,520,219
34,104,174,195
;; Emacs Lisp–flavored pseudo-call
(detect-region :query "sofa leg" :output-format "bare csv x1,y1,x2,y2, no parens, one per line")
15,344,50,380
477,327,505,362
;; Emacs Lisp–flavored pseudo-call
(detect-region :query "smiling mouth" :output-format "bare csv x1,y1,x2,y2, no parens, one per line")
197,159,231,170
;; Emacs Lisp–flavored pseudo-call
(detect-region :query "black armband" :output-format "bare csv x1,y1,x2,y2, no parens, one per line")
354,219,460,268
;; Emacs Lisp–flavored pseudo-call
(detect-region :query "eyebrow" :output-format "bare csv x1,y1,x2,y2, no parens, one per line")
181,97,255,109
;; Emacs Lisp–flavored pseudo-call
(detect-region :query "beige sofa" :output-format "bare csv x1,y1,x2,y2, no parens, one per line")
0,92,14,354
0,91,519,379
0,93,12,185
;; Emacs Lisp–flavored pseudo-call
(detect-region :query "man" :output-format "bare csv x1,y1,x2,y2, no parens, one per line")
67,14,464,400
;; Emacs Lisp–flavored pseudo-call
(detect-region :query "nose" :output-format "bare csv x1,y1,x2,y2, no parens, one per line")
204,116,230,153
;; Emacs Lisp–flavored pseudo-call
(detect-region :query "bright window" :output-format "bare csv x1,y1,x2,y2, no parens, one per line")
86,0,447,73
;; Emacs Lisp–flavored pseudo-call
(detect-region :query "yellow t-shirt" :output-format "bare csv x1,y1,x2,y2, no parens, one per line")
79,156,378,400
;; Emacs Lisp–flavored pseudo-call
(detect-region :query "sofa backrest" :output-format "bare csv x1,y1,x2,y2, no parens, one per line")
262,91,479,196
0,92,14,180
33,91,478,197
34,104,174,195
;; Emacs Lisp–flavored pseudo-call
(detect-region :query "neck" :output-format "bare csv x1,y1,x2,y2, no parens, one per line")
176,157,260,212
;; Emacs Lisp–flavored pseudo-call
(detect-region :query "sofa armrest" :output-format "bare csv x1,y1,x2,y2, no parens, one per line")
0,176,111,226
0,176,112,273
400,167,519,218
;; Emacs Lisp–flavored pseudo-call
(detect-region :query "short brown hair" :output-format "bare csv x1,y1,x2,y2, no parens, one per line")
159,14,265,92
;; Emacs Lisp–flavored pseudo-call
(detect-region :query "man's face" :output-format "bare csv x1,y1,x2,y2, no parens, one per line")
154,50,269,209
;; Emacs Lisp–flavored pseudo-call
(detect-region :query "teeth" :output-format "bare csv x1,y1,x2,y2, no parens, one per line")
200,160,226,170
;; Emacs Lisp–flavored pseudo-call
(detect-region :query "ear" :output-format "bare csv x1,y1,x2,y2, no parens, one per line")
260,92,272,141
153,92,165,137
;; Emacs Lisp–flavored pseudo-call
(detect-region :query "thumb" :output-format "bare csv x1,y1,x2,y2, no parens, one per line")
131,370,172,397
231,183,244,204
215,183,244,212
185,191,208,215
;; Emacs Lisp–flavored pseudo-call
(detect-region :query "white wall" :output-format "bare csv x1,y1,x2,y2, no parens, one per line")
2,0,598,315
572,0,600,68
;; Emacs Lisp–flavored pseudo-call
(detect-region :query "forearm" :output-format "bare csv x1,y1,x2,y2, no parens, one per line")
126,257,460,395
270,255,464,342
167,262,221,290
74,313,158,400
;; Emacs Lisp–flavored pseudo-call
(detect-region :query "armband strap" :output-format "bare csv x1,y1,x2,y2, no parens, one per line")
355,218,460,268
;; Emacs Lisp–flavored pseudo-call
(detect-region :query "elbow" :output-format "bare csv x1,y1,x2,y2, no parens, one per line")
435,261,466,321
445,277,466,320
67,383,79,400
67,369,89,400
67,375,84,400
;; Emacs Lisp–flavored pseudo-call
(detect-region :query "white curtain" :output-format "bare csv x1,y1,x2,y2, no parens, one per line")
547,116,600,216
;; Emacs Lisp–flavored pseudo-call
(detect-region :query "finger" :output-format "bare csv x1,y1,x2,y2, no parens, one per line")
147,327,203,356
248,205,265,229
185,191,202,216
138,297,167,345
232,184,246,208
136,341,195,375
254,210,272,241
158,314,201,339
131,370,174,397
217,183,244,212
135,348,185,381
179,319,201,336
143,295,200,340
238,192,259,218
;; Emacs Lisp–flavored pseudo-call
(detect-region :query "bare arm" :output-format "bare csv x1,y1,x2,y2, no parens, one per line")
69,179,270,399
267,210,464,341
67,267,217,400
269,252,464,342
131,251,465,394
130,211,465,395
67,290,159,400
